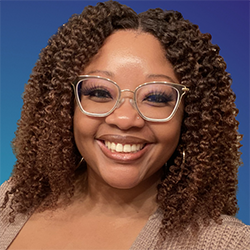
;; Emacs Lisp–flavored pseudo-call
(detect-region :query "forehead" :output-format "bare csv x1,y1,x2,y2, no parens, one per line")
102,30,166,56
85,30,167,68
83,30,178,85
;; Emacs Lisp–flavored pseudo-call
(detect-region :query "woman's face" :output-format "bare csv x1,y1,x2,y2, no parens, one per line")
74,30,183,189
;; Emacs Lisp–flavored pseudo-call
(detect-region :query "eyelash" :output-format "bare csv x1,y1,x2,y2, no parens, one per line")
143,91,174,103
80,85,113,98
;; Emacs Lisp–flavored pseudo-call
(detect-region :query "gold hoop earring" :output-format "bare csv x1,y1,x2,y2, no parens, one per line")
76,157,85,169
182,150,186,165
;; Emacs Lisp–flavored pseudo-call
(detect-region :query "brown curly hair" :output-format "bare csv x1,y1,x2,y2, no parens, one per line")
1,0,242,237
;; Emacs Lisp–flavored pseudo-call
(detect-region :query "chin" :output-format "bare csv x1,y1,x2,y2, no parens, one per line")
108,182,139,190
102,173,142,190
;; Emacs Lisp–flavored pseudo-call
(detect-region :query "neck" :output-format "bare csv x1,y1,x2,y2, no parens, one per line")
75,168,161,218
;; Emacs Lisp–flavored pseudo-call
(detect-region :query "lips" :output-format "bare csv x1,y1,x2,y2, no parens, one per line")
96,134,152,161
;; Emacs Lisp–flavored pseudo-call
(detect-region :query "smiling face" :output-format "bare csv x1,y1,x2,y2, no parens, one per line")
73,30,183,189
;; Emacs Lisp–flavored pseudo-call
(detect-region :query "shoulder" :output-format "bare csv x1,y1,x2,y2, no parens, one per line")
199,214,250,249
0,180,15,248
131,209,250,250
0,178,12,196
0,179,31,250
0,179,12,219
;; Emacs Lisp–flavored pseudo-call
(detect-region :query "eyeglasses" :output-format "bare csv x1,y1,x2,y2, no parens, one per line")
72,75,189,122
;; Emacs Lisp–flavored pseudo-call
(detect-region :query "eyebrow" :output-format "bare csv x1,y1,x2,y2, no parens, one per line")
146,74,176,83
84,71,176,83
85,70,114,78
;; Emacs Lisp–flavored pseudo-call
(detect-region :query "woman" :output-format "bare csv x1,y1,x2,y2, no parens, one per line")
1,1,249,249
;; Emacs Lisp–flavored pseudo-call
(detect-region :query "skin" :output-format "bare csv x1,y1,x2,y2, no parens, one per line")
74,30,183,191
9,30,184,250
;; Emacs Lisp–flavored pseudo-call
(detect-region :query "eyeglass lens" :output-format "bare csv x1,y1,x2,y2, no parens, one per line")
76,78,179,120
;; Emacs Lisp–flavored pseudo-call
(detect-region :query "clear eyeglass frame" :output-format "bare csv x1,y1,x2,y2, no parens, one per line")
72,75,189,122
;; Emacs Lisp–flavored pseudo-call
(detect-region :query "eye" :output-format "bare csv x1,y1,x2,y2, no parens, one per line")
80,86,113,102
143,91,174,106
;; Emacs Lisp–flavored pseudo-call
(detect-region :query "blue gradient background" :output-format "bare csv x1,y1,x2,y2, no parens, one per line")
0,1,249,225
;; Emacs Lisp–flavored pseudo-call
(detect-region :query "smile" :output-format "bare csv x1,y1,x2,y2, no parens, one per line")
104,141,144,153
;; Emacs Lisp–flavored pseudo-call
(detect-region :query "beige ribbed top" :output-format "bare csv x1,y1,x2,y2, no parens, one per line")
1,180,249,250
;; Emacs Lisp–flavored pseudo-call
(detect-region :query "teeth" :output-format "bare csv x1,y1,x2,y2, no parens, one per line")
116,143,123,152
104,141,143,153
131,144,137,152
111,142,116,151
124,144,131,152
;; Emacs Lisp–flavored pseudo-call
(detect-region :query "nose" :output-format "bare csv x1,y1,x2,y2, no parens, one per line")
105,96,145,130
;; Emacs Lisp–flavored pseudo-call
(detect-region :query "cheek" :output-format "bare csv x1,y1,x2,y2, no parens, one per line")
73,109,97,153
159,108,183,141
157,123,181,148
73,113,85,155
153,109,183,156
